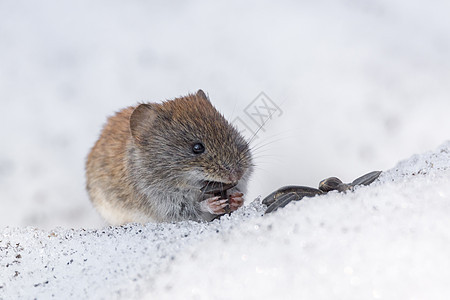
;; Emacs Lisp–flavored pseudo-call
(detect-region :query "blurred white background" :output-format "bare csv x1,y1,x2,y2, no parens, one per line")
1,0,449,229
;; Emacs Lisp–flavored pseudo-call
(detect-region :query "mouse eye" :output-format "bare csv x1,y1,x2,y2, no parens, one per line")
192,142,205,154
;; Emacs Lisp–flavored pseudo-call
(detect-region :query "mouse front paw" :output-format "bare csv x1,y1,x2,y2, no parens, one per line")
199,192,245,217
200,196,229,215
228,192,244,212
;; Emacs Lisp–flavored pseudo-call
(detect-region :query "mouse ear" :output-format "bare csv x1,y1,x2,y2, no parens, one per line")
130,104,156,146
196,89,210,102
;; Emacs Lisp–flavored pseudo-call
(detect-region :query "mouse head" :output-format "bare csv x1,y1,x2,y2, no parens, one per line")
129,90,253,190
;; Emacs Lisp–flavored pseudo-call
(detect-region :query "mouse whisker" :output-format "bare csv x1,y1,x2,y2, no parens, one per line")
246,108,278,147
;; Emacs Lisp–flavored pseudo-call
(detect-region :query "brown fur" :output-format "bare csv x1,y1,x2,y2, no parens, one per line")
86,90,253,224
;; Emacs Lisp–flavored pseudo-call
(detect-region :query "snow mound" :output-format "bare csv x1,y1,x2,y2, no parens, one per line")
1,141,450,300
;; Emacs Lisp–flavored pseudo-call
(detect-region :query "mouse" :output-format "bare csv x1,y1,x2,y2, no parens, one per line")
85,90,253,225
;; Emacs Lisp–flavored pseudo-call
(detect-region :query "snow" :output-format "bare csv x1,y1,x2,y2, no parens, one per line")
1,0,450,299
1,143,450,299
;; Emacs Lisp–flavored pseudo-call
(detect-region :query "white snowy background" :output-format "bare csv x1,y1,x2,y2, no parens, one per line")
1,0,450,299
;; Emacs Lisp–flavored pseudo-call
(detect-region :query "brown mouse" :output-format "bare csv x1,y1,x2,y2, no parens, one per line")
85,90,253,224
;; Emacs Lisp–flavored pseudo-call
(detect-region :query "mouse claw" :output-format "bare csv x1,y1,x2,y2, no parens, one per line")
228,192,244,212
200,196,228,215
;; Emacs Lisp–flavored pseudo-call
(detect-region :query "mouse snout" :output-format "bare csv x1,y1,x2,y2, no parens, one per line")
227,167,244,183
228,173,239,184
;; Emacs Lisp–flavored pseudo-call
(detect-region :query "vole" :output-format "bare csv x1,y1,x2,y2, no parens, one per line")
86,90,253,225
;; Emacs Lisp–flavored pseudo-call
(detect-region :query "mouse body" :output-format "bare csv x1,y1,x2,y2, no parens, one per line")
86,90,253,224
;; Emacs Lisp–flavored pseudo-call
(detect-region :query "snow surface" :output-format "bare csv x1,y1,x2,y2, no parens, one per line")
1,142,450,299
1,0,450,299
